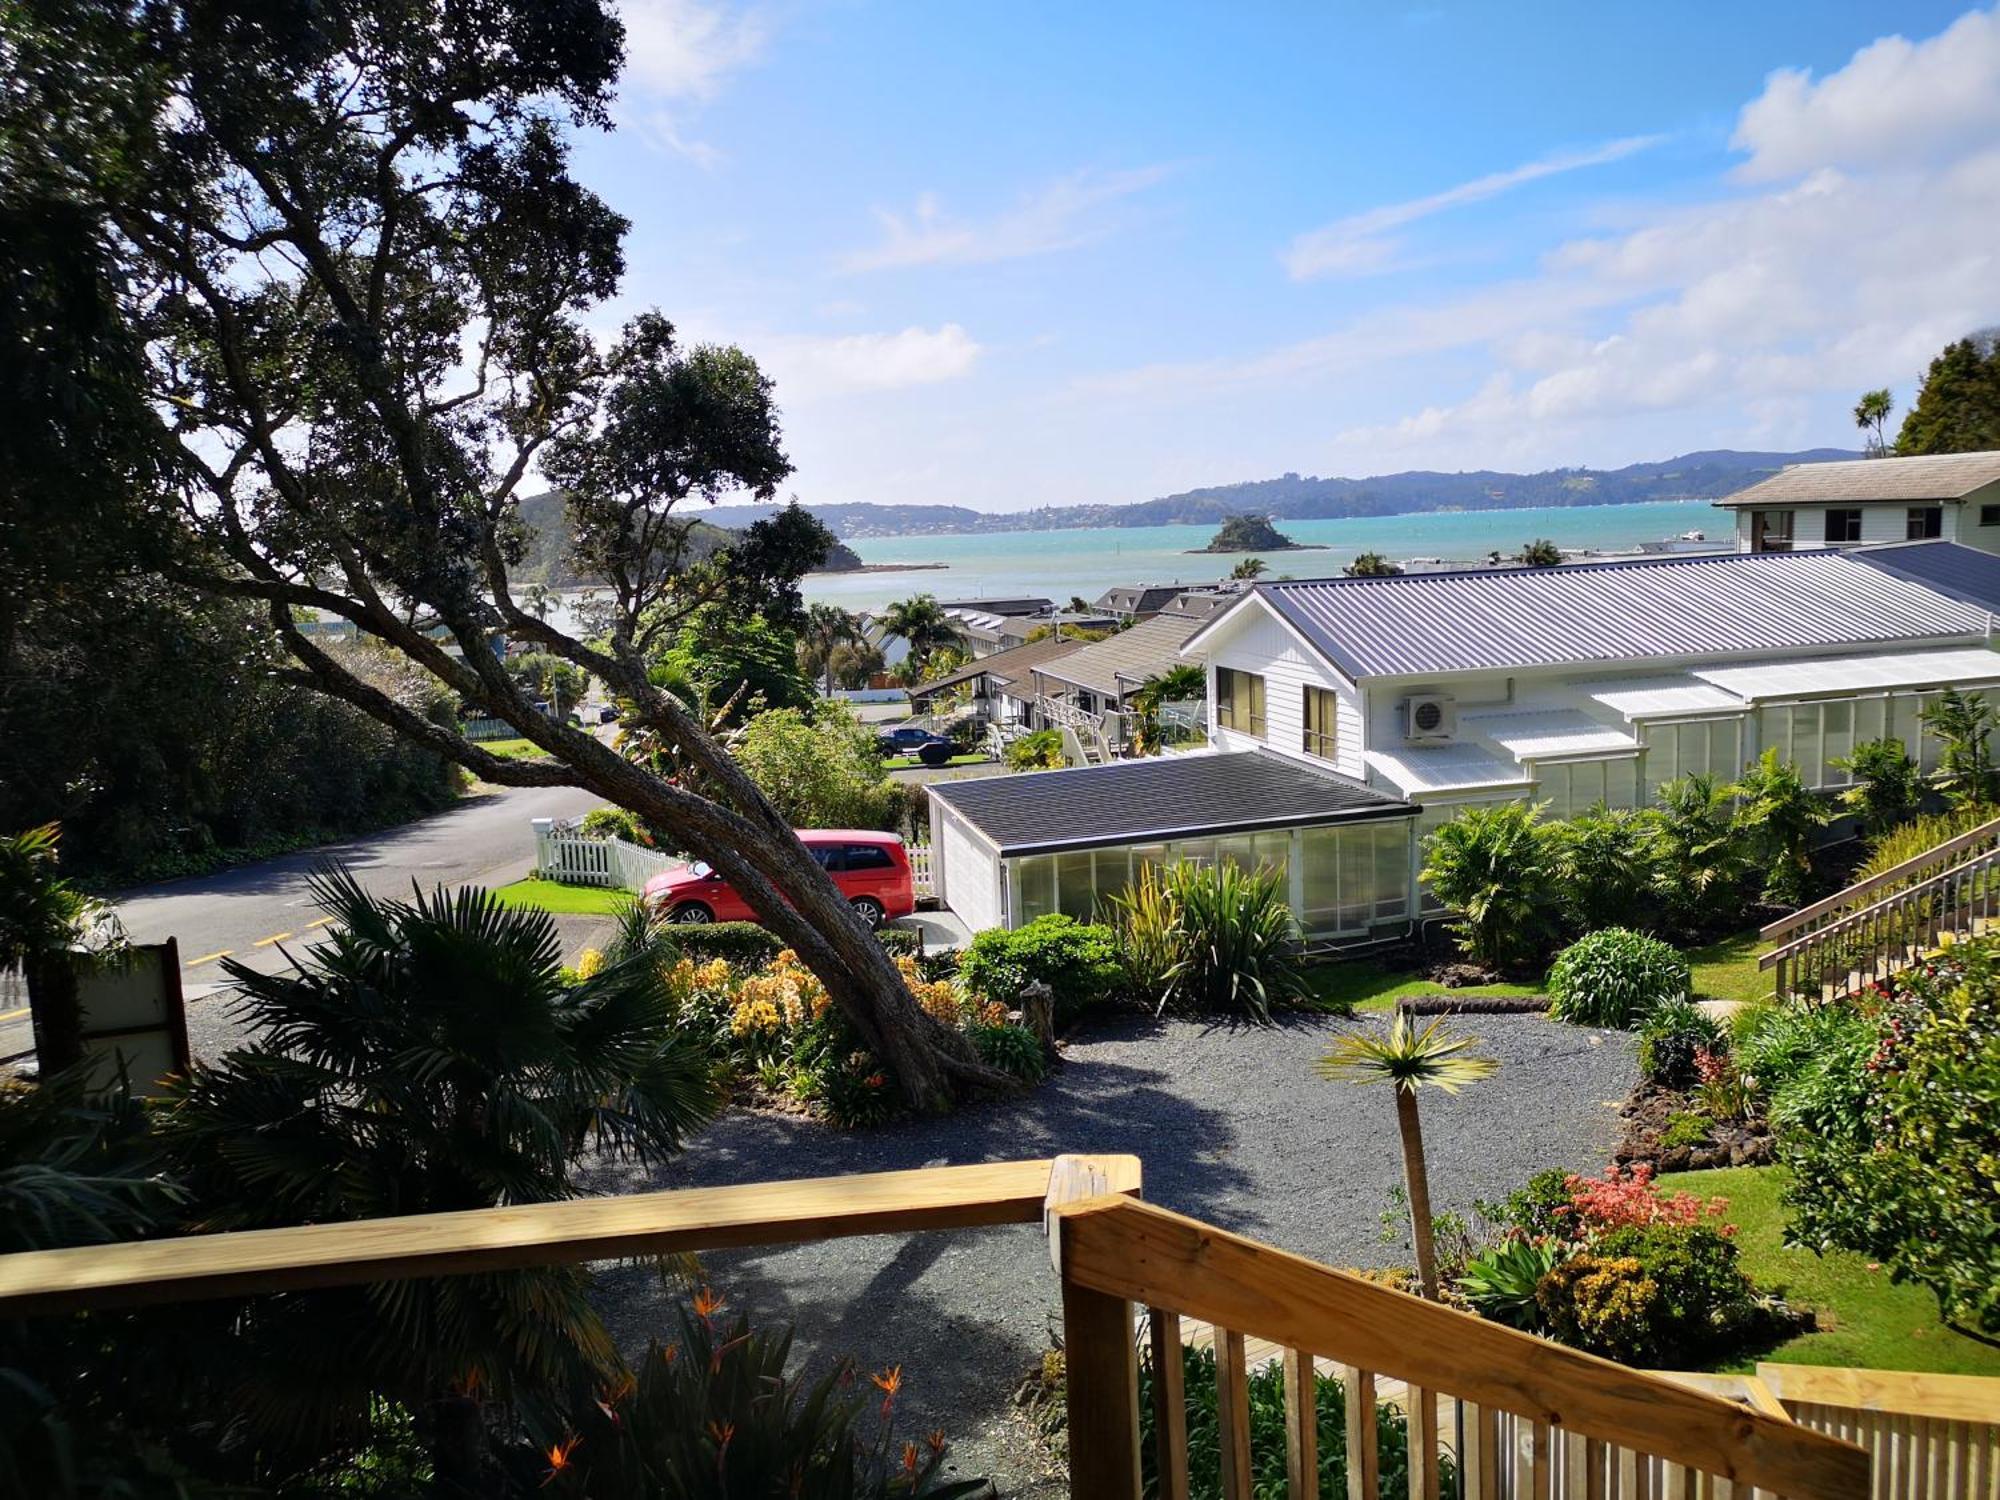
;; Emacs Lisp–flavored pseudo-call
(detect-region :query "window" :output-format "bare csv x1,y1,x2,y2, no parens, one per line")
1981,504,2000,527
1537,758,1639,818
809,845,845,872
1758,699,1860,788
844,844,894,871
1299,822,1411,934
1751,510,1794,552
1823,508,1863,544
1214,667,1267,738
1303,686,1341,760
1643,717,1746,799
1907,506,1943,540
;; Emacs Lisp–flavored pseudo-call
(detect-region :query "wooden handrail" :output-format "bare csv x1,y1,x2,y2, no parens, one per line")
1761,812,2000,941
1760,844,2000,969
1051,1193,1869,1500
0,1155,1142,1316
1758,1362,2000,1425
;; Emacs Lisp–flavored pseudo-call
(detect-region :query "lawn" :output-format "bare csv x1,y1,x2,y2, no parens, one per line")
1303,957,1539,1013
478,737,552,761
882,751,990,770
490,877,631,916
1686,928,1776,1005
1673,1164,2000,1377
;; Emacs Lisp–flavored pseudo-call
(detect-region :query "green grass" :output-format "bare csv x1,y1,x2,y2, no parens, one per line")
1672,1165,2000,1377
1303,958,1539,1014
882,751,989,770
479,737,552,761
489,878,631,916
1686,928,1776,1005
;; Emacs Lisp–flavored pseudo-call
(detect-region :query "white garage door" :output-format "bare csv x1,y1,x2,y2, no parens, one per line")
935,805,1003,932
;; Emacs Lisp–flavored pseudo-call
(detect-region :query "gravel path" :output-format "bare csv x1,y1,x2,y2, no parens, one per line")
586,1011,1635,1496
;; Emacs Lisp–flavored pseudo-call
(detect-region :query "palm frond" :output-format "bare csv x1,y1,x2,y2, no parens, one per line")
1316,1014,1499,1095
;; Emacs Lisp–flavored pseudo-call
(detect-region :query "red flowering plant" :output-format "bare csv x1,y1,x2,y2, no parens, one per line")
1559,1164,1735,1239
535,1289,983,1498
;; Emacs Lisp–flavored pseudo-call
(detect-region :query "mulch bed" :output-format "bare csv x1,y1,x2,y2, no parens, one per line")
1614,1079,1774,1173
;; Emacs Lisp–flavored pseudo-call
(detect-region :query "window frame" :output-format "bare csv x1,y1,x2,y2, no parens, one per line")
1981,503,2000,528
1906,505,1943,540
1823,508,1863,544
1751,510,1794,552
1214,666,1267,739
1302,685,1340,761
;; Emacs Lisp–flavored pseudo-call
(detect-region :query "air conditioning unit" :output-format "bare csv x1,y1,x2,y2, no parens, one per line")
1402,693,1456,744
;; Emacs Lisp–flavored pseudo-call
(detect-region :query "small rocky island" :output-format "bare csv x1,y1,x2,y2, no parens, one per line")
1189,513,1328,554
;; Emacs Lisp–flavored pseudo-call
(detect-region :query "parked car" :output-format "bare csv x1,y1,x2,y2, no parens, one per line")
598,705,621,724
877,725,954,763
642,829,916,929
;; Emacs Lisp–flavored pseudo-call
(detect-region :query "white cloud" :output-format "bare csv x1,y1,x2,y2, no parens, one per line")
615,0,767,164
1732,5,2000,181
757,324,983,399
1282,135,1663,281
840,165,1176,273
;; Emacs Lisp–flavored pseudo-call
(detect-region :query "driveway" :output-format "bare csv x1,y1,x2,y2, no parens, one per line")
586,1010,1635,1496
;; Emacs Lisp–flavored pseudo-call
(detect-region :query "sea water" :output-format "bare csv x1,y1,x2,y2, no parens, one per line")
797,499,1722,611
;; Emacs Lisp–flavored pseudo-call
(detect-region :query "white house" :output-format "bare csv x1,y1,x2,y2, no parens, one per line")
929,542,2000,940
1717,451,2000,555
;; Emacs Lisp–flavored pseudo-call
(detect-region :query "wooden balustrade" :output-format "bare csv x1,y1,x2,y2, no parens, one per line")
1758,1364,2000,1500
1050,1193,1870,1500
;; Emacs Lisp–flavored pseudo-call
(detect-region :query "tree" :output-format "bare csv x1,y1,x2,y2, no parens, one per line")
876,594,964,676
654,605,813,727
798,602,862,696
1419,802,1557,970
1229,556,1267,580
510,649,585,716
1832,737,1924,838
1317,1016,1496,1299
1896,332,2000,455
1345,551,1401,578
1065,594,1093,613
152,871,719,1488
1518,539,1563,567
729,708,899,829
1853,388,1894,457
828,638,885,690
1921,687,1998,811
1127,663,1205,754
1546,806,1661,935
1729,749,1832,908
4,0,992,1109
1647,774,1750,932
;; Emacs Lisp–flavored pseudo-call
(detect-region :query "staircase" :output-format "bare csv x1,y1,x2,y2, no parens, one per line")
1762,813,2000,1002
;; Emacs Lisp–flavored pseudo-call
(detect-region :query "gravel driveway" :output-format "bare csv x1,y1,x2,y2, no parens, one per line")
586,1010,1635,1496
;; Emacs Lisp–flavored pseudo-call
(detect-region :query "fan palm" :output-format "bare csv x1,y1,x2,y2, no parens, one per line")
1127,663,1206,754
152,869,719,1487
876,594,963,674
800,602,862,695
1317,1016,1496,1299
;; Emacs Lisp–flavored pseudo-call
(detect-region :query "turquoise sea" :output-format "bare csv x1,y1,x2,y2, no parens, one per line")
798,499,1723,611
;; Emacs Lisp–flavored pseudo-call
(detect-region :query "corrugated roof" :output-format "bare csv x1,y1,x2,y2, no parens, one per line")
1033,611,1208,700
1691,646,2000,702
1850,540,2000,614
1586,677,1748,720
1204,550,1988,679
1718,451,2000,506
1467,709,1640,759
908,634,1085,700
1364,744,1533,797
929,749,1412,856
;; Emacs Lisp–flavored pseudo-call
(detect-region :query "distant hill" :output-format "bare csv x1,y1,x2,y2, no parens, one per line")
512,492,861,588
699,448,1862,539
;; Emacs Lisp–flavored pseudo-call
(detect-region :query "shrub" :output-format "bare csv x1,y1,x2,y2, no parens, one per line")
667,921,786,967
1004,729,1065,771
1546,807,1662,936
1647,774,1751,935
1534,1227,1766,1369
1546,928,1689,1028
1659,1110,1713,1149
1104,862,1186,1008
1456,1238,1562,1331
1734,1000,1872,1100
1561,1163,1731,1237
1420,802,1558,969
970,1022,1047,1083
1833,737,1924,839
1636,998,1725,1088
1729,749,1832,909
958,914,1122,1025
1155,860,1305,1021
730,707,901,829
1534,1253,1661,1364
579,807,648,844
1857,806,1990,883
1484,1167,1577,1242
876,926,922,957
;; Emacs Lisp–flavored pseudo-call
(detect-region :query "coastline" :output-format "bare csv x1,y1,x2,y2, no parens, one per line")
1184,542,1329,555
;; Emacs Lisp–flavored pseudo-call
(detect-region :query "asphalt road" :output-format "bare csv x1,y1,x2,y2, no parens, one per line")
2,782,601,1063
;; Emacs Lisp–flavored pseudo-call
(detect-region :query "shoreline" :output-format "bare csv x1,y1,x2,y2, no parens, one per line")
1184,542,1330,555
813,561,949,576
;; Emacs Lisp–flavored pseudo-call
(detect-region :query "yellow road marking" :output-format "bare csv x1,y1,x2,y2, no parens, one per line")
184,949,232,967
253,931,292,947
305,917,334,929
0,1006,29,1023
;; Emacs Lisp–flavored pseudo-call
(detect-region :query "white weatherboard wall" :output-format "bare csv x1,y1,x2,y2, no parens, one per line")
1732,501,2000,555
932,799,1003,932
1201,601,1365,779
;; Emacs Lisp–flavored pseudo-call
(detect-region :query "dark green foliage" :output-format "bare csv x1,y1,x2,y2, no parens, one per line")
876,927,923,958
510,652,586,716
1139,1342,1447,1500
969,1023,1047,1084
1729,749,1832,908
1420,802,1558,969
1485,1168,1578,1242
580,807,650,844
1586,1224,1765,1366
1781,945,2000,1340
1546,807,1660,935
655,605,814,725
1920,687,1998,811
543,1296,983,1498
667,922,787,967
811,1058,902,1129
1637,999,1726,1088
1154,860,1307,1021
1546,928,1689,1028
1456,1238,1562,1331
1647,775,1752,933
1833,738,1925,839
1896,333,2000,456
1518,538,1563,566
959,915,1122,1024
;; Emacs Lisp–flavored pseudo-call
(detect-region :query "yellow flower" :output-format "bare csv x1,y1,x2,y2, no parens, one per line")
694,957,734,990
729,997,783,1036
575,947,604,980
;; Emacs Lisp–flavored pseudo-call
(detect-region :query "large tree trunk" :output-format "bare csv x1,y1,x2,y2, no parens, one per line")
1395,1089,1441,1301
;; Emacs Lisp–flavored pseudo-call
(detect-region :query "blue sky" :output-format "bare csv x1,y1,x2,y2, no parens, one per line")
572,2,2000,511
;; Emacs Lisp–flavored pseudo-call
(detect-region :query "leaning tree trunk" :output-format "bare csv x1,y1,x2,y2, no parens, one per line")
1395,1088,1441,1301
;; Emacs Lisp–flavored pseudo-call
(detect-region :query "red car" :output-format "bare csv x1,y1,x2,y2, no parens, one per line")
643,829,916,930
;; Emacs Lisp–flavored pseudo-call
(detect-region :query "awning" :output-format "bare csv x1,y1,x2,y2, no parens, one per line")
1364,743,1533,798
1692,645,2000,702
1465,708,1641,760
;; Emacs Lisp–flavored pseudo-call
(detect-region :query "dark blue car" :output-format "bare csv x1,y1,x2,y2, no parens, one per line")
877,725,955,763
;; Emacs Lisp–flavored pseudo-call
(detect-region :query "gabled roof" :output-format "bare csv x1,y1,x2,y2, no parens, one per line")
907,633,1084,701
1181,550,1990,680
1849,539,2000,615
929,749,1412,856
1093,583,1185,615
1717,451,2000,506
1032,611,1208,700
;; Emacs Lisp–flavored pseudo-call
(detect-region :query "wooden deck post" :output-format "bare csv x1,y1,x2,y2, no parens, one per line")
1063,1278,1143,1499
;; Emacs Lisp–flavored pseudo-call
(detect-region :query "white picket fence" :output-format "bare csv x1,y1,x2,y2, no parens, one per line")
909,843,933,899
534,831,677,892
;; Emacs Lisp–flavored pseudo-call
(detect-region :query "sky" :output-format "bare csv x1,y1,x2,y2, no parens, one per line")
571,1,2000,512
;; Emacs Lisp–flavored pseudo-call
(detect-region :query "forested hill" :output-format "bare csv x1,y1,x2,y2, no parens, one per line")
512,492,863,587
698,447,1860,539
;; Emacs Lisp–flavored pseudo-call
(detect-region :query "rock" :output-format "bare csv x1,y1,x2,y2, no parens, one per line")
1659,1144,1691,1172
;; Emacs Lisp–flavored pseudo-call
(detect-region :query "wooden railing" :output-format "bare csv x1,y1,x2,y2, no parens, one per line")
1050,1193,1869,1500
1761,814,2000,1002
1758,1363,2000,1500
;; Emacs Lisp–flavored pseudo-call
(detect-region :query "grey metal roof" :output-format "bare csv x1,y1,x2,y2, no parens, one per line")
908,634,1085,700
1849,540,2000,615
1718,451,2000,506
1093,583,1186,615
1193,550,1990,680
1032,611,1208,700
929,749,1413,856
